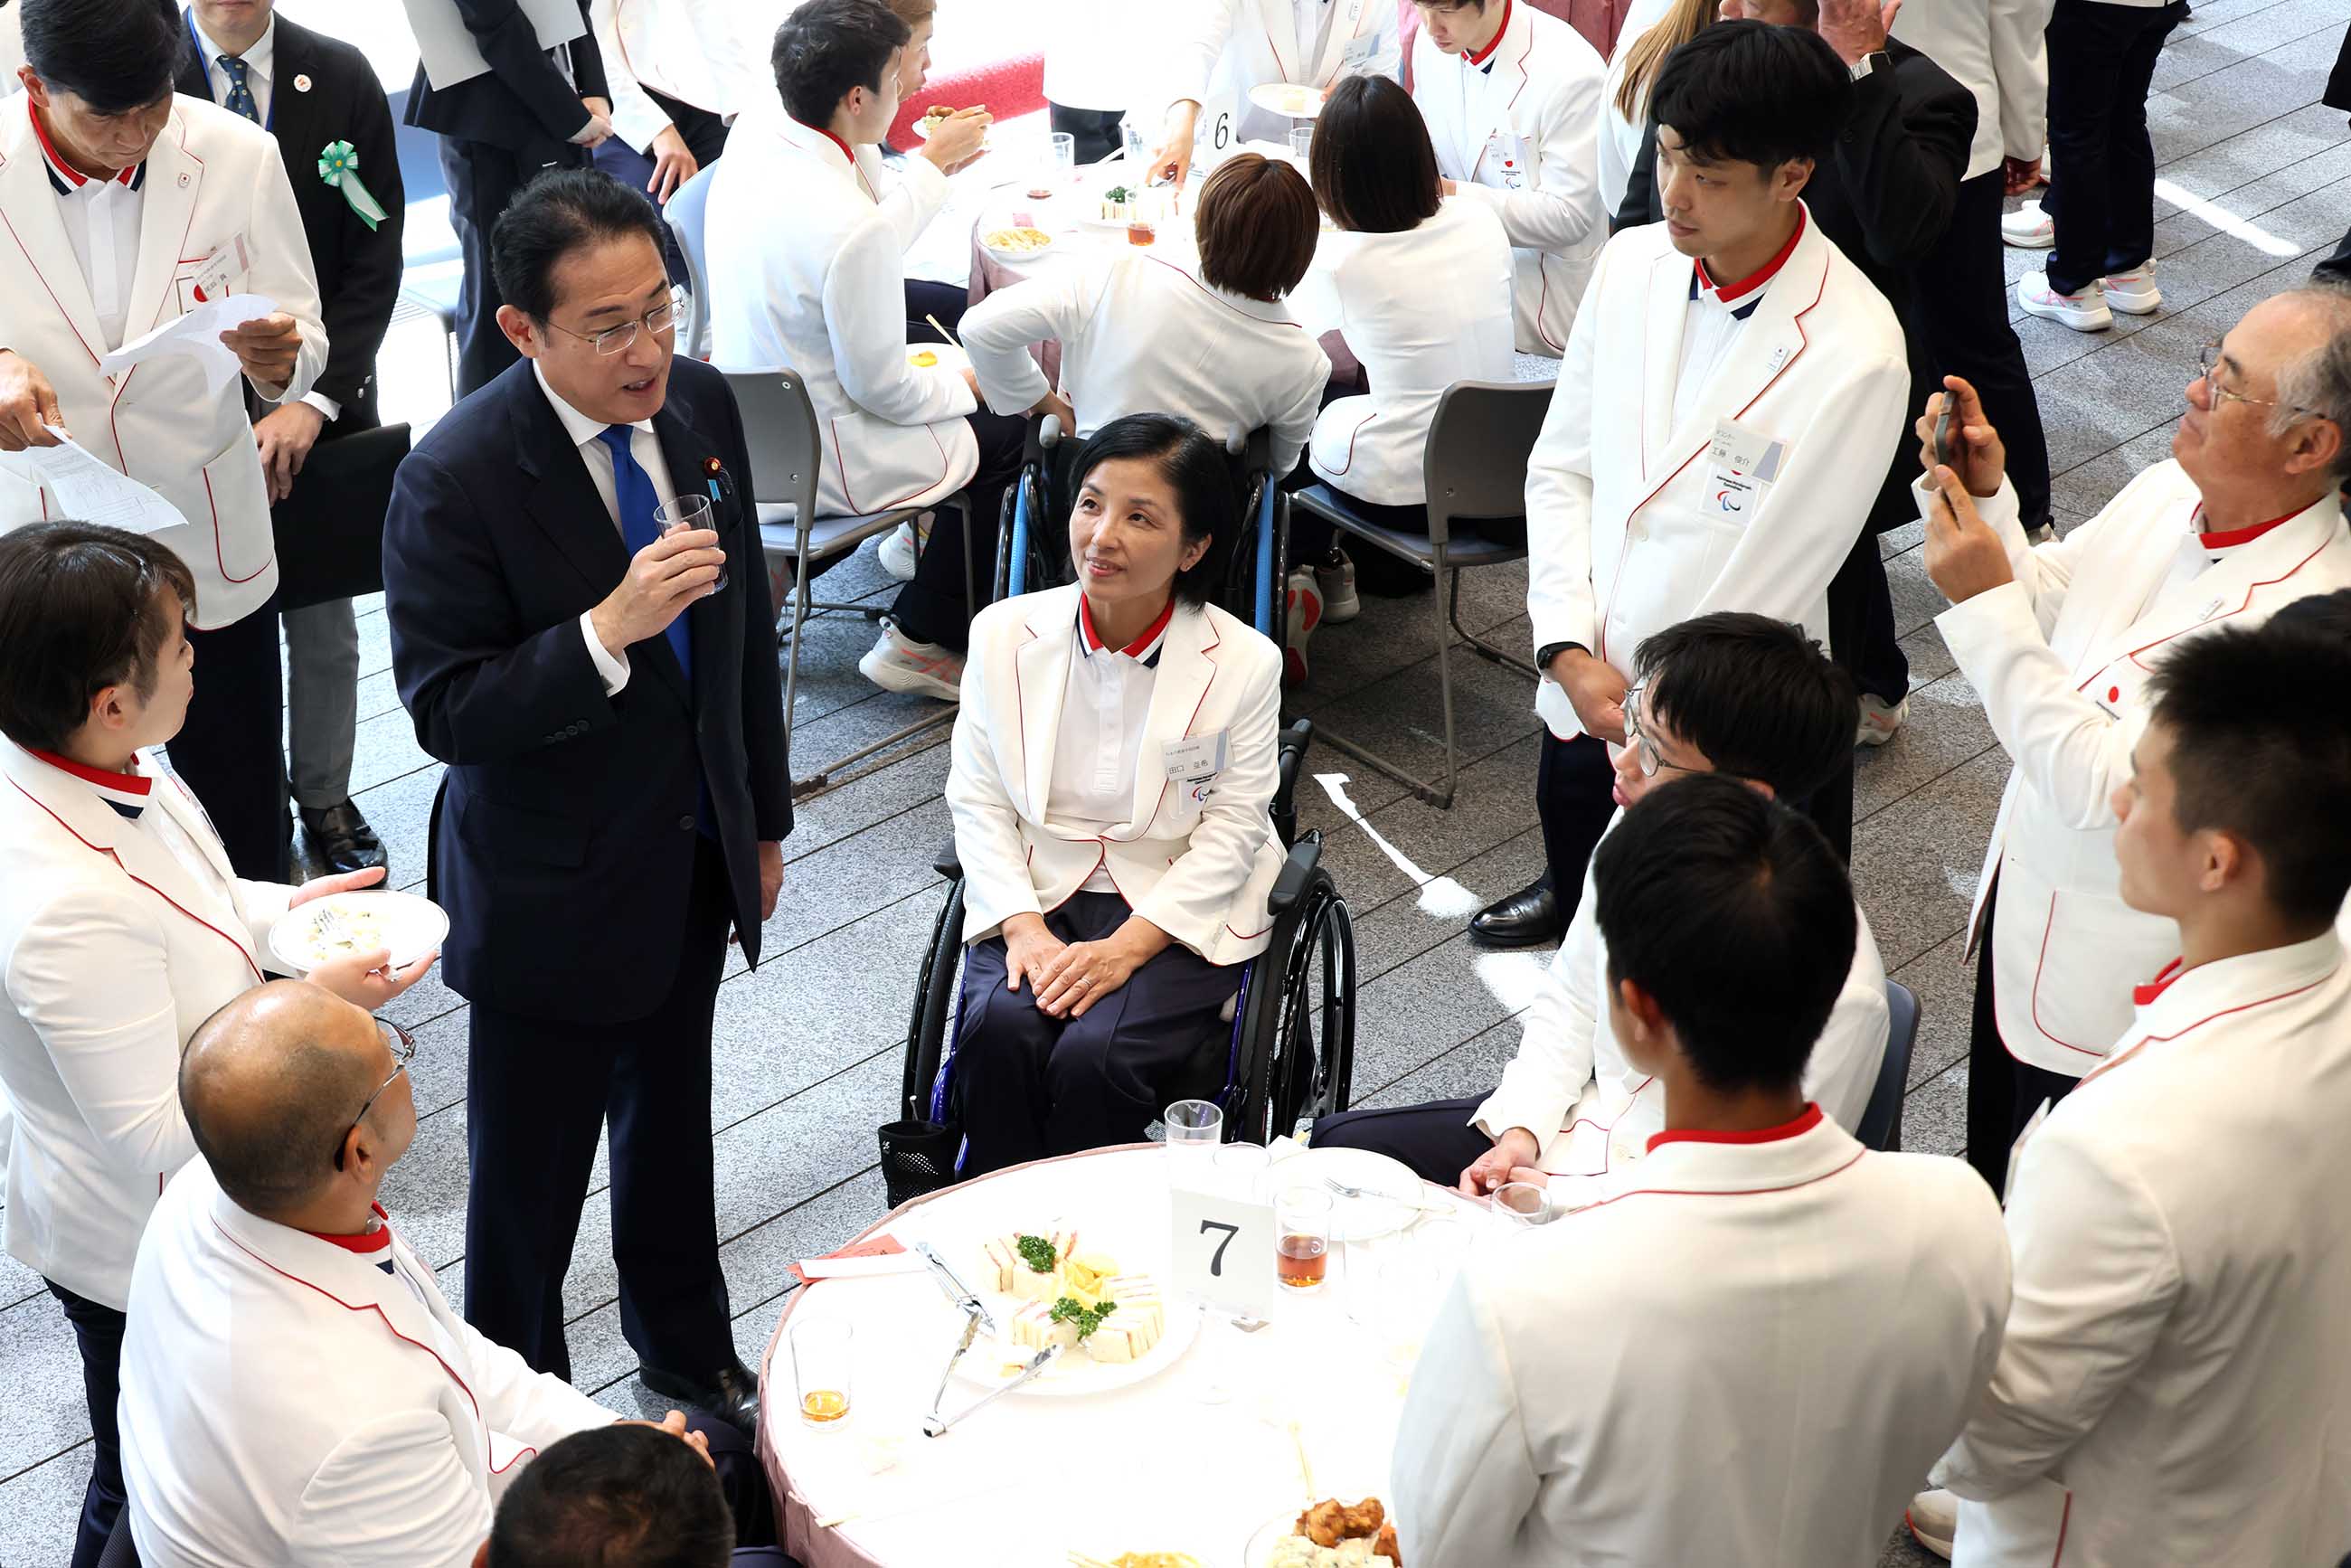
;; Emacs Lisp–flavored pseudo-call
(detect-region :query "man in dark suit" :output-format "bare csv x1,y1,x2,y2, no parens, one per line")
177,0,402,876
1610,0,1971,859
383,168,790,1431
2318,27,2350,285
404,0,610,396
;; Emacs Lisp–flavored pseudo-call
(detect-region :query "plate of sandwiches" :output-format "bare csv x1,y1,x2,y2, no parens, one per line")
1244,1497,1403,1566
954,1225,1201,1395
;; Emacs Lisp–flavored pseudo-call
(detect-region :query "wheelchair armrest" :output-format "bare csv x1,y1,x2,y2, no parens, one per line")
934,836,963,881
1266,833,1323,916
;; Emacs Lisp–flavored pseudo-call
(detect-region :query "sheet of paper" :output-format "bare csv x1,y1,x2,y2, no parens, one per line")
0,429,192,537
400,0,589,92
98,293,276,397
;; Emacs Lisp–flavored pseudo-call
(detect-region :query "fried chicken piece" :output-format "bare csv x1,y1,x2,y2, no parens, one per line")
1296,1500,1348,1548
1374,1521,1402,1563
1341,1499,1385,1537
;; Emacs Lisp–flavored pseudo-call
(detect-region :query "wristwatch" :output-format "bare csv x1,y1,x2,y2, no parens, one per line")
1850,50,1890,81
1536,641,1586,672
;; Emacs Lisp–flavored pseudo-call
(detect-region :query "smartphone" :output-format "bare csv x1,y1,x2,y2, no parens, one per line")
1934,397,1961,471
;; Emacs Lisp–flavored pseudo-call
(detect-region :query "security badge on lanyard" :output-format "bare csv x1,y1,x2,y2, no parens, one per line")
1161,731,1229,806
1487,130,1528,190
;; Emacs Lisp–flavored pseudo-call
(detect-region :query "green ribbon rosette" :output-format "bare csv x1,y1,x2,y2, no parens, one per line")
316,139,389,231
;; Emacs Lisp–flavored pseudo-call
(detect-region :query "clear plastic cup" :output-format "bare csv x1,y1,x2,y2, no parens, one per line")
791,1318,854,1430
655,491,725,592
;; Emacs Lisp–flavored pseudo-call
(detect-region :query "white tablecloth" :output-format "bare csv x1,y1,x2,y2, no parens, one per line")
757,1144,1503,1568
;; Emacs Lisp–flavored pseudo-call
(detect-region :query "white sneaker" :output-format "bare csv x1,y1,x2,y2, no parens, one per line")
2101,262,2161,315
1283,566,1324,686
877,518,925,581
2001,200,2054,249
1316,547,1361,624
857,618,963,701
1856,692,1908,747
1906,1488,1958,1560
2017,269,2111,332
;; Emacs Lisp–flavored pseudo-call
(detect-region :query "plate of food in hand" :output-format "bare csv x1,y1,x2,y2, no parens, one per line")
267,890,448,976
908,103,958,139
980,225,1056,261
951,1225,1200,1395
1248,82,1328,119
1258,1148,1426,1242
1246,1497,1402,1566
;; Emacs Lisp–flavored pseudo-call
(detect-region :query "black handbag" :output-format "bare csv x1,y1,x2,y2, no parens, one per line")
269,421,411,610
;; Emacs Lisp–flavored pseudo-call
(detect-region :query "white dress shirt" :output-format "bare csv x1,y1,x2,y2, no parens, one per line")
532,362,685,697
1047,598,1176,892
39,126,143,351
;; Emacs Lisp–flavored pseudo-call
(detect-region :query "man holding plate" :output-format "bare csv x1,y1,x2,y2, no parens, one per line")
1147,0,1402,184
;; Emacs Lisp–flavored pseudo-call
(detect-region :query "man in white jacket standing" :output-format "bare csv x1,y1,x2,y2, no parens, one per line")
118,980,708,1568
1394,773,2008,1568
1909,619,2351,1566
1912,282,2351,1196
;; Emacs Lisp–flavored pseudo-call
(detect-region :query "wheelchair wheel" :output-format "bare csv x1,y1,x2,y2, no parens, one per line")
1229,831,1356,1142
902,876,966,1123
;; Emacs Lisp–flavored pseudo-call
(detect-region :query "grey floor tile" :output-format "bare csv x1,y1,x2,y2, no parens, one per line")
0,1443,94,1568
1890,928,1978,1091
0,1287,88,1478
1353,1017,1522,1111
1851,748,2012,973
1347,827,1552,987
1854,667,2000,826
1900,1061,1970,1163
345,704,437,798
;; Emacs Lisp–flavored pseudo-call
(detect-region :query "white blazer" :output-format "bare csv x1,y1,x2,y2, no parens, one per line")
1294,198,1515,505
1394,1110,2011,1568
704,113,976,518
947,585,1287,968
1595,0,1674,218
589,0,769,152
960,250,1330,474
0,742,288,1309
1477,818,1888,1197
1043,0,1160,112
120,1162,615,1568
1935,932,2351,1568
0,94,326,629
1524,213,1909,739
1929,464,2351,1076
1893,0,2053,181
1162,0,1402,146
1411,0,1608,356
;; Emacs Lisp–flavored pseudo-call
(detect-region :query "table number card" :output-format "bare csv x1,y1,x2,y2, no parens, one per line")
1193,88,1242,175
1169,1185,1277,1318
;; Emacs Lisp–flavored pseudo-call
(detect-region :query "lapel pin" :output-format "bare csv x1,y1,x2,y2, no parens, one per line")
176,172,190,188
294,73,313,92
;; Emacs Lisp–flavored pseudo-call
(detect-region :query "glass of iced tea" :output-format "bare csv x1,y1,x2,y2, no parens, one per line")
1276,1187,1334,1293
1126,217,1156,246
791,1318,854,1430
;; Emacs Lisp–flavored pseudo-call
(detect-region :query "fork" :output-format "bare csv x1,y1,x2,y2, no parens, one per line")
1323,1175,1446,1214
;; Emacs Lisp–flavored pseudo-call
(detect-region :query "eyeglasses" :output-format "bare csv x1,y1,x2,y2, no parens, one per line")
1622,682,1707,780
2195,342,2318,420
544,287,685,356
333,1017,417,1172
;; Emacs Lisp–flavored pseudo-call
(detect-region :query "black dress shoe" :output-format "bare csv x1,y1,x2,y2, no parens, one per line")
1468,872,1563,949
639,1357,761,1437
298,800,388,875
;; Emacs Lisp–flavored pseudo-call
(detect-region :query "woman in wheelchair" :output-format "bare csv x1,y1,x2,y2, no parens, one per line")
944,413,1287,1176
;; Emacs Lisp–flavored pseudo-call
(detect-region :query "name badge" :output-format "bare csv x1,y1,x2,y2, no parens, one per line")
190,231,252,305
1705,418,1785,520
1339,29,1382,71
1161,731,1228,800
1494,131,1528,191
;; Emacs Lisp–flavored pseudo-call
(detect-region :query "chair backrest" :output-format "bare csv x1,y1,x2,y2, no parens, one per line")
718,367,820,520
1856,979,1919,1152
94,1506,140,1568
1421,381,1553,548
665,165,719,359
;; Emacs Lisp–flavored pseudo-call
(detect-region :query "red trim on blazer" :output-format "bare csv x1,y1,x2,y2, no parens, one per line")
1465,0,1513,66
2131,959,2185,1008
1549,1145,1868,1219
1317,404,1377,476
1694,207,1807,307
301,1203,395,1254
6,776,263,982
2051,1490,2072,1565
1079,591,1175,655
29,104,138,186
1647,1101,1821,1154
2192,500,2307,551
2074,530,2336,693
26,749,153,794
794,119,854,165
2025,890,2108,1060
826,416,953,518
1142,255,1305,327
2080,959,2343,1091
1547,1076,1660,1178
1531,251,1564,353
0,203,105,371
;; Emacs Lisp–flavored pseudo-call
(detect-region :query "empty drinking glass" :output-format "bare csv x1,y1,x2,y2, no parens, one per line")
655,491,725,591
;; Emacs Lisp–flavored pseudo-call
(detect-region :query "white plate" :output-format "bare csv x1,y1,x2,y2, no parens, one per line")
1249,82,1327,119
978,227,1057,262
267,891,448,976
1259,1148,1424,1242
1242,1504,1395,1567
950,1295,1201,1396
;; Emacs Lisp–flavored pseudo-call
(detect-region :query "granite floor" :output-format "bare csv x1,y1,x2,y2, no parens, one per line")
3,3,2346,1560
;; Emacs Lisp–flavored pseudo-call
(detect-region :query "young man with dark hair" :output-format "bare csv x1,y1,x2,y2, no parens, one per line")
0,0,327,886
1909,621,2351,1565
1314,611,1889,1199
1473,20,1909,950
382,166,791,1430
1393,772,2009,1567
480,1422,798,1568
703,0,1025,701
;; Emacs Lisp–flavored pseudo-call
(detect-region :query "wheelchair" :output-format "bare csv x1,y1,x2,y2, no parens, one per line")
874,426,1349,1207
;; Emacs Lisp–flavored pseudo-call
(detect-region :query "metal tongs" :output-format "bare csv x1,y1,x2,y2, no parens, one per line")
915,1242,996,1336
923,1343,1063,1438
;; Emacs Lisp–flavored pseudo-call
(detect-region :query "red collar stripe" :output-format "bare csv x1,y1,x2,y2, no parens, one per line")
302,1203,394,1254
1695,206,1807,309
2133,959,2186,1007
1465,0,1513,66
2193,501,2308,551
1080,593,1176,656
1647,1101,1823,1155
30,105,138,188
27,748,153,794
797,119,854,165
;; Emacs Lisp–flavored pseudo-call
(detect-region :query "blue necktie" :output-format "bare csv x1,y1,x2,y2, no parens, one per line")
218,55,260,124
595,424,693,685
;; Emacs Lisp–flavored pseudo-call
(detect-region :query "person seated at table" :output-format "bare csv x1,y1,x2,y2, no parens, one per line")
704,0,1024,702
959,151,1331,474
1392,773,2010,1568
1310,611,1888,1201
0,522,433,1568
481,1422,798,1567
1283,73,1515,681
1147,0,1402,184
117,980,726,1568
943,414,1287,1176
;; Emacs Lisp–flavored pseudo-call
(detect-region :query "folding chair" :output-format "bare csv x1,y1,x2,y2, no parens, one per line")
1855,980,1919,1153
1289,381,1548,808
720,367,972,798
661,164,716,360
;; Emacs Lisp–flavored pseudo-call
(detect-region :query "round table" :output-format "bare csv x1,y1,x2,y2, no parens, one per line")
756,1144,1503,1568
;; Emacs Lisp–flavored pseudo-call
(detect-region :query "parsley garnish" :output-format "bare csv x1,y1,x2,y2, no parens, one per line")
1015,1233,1058,1274
1048,1296,1119,1339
